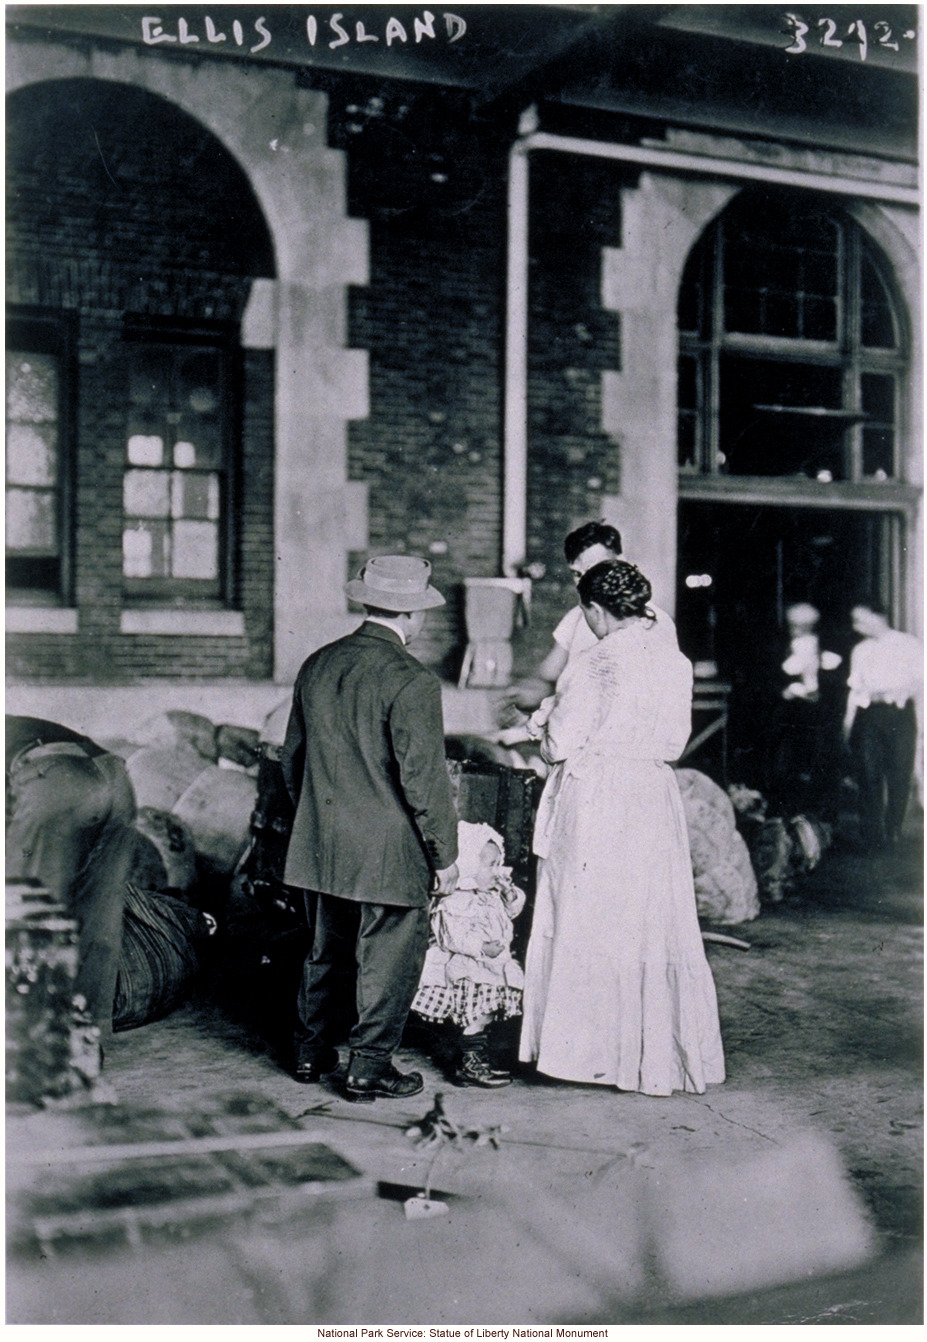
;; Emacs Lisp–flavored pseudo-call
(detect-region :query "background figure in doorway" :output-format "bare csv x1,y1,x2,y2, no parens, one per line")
6,716,137,1038
769,603,843,818
843,601,923,852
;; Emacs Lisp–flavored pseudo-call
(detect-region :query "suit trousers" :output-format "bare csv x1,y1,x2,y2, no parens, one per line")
851,700,917,848
296,891,429,1076
6,749,137,1035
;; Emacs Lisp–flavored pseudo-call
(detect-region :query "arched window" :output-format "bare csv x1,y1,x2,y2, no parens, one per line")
678,192,905,483
6,78,274,611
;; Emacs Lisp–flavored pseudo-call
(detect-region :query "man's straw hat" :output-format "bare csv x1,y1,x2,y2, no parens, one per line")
345,554,445,612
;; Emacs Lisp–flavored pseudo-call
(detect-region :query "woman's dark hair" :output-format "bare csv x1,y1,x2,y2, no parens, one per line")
564,520,623,565
577,559,653,620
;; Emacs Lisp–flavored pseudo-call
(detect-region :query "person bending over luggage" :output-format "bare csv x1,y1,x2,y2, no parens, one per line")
6,715,137,1038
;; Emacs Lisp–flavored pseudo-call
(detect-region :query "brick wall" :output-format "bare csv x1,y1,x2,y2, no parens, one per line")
519,154,628,673
6,77,274,683
342,92,629,677
8,70,634,686
340,81,511,679
347,215,507,678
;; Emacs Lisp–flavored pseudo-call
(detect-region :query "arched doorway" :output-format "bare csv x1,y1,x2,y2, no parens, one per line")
674,189,911,795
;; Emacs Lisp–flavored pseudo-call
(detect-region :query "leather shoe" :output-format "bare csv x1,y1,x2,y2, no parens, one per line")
344,1064,424,1103
294,1045,340,1084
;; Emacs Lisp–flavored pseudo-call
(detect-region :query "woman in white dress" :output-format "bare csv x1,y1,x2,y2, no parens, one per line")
511,559,725,1097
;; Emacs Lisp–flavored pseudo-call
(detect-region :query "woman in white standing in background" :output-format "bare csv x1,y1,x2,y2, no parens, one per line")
503,559,725,1097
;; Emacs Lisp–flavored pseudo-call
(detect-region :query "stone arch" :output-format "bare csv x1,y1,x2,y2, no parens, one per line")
7,75,276,308
845,202,919,342
845,202,923,636
8,35,370,678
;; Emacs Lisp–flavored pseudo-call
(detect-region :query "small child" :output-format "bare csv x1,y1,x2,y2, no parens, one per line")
412,821,525,1088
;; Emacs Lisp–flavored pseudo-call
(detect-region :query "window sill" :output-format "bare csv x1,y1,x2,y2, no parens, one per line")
120,609,246,637
677,474,920,511
6,606,80,634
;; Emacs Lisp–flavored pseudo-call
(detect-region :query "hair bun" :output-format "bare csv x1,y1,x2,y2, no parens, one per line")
577,559,652,619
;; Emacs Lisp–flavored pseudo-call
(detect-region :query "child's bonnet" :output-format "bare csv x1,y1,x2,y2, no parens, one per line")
456,820,507,888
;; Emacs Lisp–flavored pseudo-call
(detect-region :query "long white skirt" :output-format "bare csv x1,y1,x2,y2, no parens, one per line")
519,757,726,1096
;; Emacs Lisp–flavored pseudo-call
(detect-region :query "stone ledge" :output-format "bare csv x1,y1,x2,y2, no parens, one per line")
120,609,246,637
6,607,79,635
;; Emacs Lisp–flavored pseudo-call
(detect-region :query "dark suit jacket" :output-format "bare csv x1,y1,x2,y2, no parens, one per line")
280,622,458,907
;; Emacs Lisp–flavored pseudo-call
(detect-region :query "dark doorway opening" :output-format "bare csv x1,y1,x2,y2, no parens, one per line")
676,501,897,796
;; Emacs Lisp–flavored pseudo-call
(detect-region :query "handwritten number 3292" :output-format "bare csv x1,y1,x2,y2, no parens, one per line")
784,15,916,60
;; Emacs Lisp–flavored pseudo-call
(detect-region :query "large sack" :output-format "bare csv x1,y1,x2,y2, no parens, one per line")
172,765,257,874
133,710,218,762
112,885,208,1031
125,743,213,813
675,768,760,925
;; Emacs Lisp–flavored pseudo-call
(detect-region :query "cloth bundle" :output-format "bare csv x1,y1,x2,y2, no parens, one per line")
112,884,208,1032
674,768,760,925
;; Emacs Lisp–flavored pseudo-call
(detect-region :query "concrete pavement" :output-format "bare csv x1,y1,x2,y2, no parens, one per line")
7,823,922,1324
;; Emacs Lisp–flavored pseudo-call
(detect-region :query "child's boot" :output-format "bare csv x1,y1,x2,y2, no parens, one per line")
454,1031,512,1088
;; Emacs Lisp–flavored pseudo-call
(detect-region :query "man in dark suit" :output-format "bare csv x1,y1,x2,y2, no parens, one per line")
281,555,459,1101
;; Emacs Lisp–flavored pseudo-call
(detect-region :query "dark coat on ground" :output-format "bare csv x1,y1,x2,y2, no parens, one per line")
280,622,458,907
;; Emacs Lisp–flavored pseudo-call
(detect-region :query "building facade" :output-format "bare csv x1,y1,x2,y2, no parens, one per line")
6,6,921,766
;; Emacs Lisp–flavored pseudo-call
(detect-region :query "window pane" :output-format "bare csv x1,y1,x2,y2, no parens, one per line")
172,519,218,579
678,412,697,470
861,373,895,424
6,422,58,486
127,434,165,467
173,441,196,468
129,348,172,406
7,352,58,423
719,356,846,477
678,355,698,409
722,201,839,340
677,256,703,334
862,428,894,477
802,297,838,341
765,294,800,339
6,488,57,552
678,282,700,333
171,471,219,520
124,468,170,517
7,333,64,595
175,349,222,469
861,254,896,348
123,339,227,593
123,521,170,578
679,199,905,487
172,419,221,469
723,286,762,335
176,348,221,404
